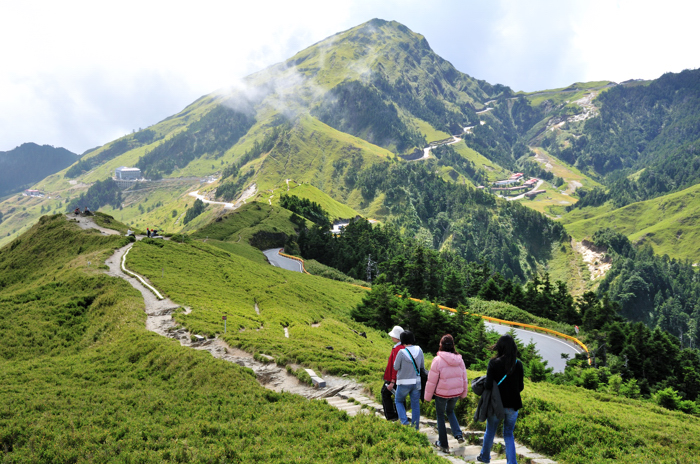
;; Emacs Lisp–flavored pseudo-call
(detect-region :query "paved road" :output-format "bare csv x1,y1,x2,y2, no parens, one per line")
263,249,582,372
263,248,303,273
486,322,582,373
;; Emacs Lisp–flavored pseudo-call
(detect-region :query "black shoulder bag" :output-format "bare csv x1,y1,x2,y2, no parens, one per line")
471,359,519,396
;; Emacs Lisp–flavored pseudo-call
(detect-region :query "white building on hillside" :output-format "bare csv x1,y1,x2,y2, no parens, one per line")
114,167,144,189
115,167,142,180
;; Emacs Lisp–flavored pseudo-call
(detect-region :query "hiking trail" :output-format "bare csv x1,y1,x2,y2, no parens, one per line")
82,213,558,463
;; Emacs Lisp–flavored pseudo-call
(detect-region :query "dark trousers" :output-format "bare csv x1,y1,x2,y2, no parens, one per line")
381,382,405,421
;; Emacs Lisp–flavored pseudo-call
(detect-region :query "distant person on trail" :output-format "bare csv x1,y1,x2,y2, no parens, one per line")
147,228,151,238
126,229,134,237
73,207,80,216
477,334,524,464
424,334,467,452
152,229,158,237
382,326,406,421
393,330,424,430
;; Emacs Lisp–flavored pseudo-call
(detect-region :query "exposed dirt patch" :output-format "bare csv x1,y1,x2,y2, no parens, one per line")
571,237,612,280
67,214,123,236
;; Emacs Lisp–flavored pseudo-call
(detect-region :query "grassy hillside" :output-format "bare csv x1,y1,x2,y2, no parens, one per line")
252,115,394,207
126,231,700,464
562,183,700,263
451,140,509,182
126,237,383,382
511,378,700,463
0,214,441,463
192,201,303,249
273,183,359,220
4,214,700,463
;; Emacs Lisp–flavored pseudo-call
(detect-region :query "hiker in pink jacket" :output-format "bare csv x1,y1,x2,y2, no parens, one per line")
424,334,468,453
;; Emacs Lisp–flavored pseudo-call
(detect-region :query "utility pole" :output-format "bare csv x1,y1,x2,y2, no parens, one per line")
366,254,376,284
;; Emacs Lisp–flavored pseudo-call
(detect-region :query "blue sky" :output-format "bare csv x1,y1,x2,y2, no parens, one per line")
1,0,698,154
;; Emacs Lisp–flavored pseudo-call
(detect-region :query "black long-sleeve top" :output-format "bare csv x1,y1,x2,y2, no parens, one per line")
484,357,524,410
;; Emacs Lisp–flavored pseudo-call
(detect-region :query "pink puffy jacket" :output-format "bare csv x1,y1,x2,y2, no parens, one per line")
423,351,468,401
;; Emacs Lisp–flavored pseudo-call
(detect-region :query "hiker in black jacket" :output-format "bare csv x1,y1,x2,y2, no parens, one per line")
477,334,524,464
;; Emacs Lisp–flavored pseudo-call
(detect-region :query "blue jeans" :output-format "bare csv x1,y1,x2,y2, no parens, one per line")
479,407,518,464
434,396,463,449
395,383,421,429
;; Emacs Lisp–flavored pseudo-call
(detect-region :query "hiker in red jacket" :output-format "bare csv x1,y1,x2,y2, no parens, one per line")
381,325,405,421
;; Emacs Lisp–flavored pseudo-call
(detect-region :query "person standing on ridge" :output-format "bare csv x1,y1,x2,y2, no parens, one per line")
424,334,467,453
477,334,524,464
382,325,405,421
393,330,424,430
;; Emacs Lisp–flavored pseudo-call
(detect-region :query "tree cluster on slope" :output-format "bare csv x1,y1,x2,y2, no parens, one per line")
431,144,488,185
137,106,256,179
183,199,207,224
279,195,329,227
594,228,700,341
65,131,159,179
313,80,425,152
353,162,566,279
563,69,700,176
65,178,122,212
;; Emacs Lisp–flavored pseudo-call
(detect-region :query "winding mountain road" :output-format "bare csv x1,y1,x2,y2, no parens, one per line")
263,248,583,373
263,248,304,272
188,183,257,210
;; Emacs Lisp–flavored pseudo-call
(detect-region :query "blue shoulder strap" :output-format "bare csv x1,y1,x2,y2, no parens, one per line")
498,359,519,385
404,348,420,376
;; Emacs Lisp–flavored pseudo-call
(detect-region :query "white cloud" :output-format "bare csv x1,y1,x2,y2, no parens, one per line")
574,0,700,83
0,0,698,153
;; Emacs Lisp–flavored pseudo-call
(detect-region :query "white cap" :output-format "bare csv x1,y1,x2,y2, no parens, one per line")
388,326,404,339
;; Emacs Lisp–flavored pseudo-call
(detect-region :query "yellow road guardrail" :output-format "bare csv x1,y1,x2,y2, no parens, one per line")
283,252,590,359
278,250,311,274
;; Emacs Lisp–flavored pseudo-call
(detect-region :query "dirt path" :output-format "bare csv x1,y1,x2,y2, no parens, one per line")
96,219,557,463
188,182,257,210
499,180,544,201
102,238,366,399
67,213,123,236
411,136,463,161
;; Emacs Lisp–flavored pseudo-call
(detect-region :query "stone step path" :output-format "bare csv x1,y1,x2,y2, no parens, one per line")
319,394,557,464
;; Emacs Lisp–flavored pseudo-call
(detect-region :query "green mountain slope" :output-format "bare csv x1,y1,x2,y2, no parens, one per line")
563,182,700,263
3,214,700,463
0,215,440,462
